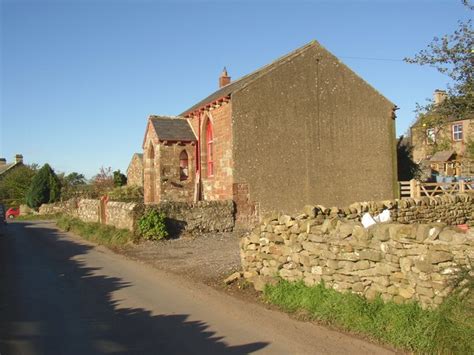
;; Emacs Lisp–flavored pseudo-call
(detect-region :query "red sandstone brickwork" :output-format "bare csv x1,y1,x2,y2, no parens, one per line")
233,182,258,228
143,121,161,204
188,102,234,201
158,143,195,202
202,103,233,200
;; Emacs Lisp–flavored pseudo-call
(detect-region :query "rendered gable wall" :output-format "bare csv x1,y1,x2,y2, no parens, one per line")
232,43,397,215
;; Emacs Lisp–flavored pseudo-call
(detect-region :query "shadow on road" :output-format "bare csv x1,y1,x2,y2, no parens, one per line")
0,221,268,354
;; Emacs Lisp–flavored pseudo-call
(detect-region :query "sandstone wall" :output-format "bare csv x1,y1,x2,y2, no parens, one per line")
241,199,474,308
127,153,144,187
105,201,140,231
147,200,235,234
39,198,235,234
301,193,473,226
39,199,79,216
77,199,101,223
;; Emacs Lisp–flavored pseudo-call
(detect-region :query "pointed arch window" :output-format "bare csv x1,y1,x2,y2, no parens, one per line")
206,120,214,177
179,150,189,180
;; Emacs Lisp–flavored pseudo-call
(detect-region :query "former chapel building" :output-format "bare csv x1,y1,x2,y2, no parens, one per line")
139,41,398,224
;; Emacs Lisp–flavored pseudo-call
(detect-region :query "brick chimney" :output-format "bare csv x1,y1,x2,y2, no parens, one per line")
219,67,231,88
0,158,6,166
433,89,447,105
15,154,23,164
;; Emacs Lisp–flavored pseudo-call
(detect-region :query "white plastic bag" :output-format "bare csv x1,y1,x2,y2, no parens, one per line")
361,213,377,228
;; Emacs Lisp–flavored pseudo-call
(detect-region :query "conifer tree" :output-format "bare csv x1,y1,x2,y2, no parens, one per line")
26,164,61,208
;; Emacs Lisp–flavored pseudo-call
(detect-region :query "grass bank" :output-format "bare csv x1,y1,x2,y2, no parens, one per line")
56,215,133,248
264,280,473,354
15,213,62,221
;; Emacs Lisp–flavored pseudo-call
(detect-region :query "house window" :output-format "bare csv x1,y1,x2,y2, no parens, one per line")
179,150,189,180
426,128,436,144
452,123,463,141
206,120,214,177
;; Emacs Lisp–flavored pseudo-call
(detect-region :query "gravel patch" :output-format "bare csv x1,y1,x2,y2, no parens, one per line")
122,231,243,286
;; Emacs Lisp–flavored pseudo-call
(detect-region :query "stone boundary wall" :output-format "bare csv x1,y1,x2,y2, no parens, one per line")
290,193,473,227
146,200,235,234
241,203,474,308
77,199,101,224
105,201,140,231
38,199,79,216
39,199,235,234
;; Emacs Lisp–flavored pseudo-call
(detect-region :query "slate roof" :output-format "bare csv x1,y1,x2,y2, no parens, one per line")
180,41,318,116
430,150,456,162
0,162,19,176
411,111,473,128
150,116,197,142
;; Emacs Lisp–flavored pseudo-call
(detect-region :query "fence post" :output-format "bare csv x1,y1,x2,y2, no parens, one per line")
459,180,465,193
409,179,415,198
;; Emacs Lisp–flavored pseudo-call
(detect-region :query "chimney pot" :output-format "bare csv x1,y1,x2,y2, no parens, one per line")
433,89,447,105
15,154,23,164
219,67,231,88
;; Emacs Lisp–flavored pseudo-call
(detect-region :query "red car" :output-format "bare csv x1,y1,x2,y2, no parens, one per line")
6,207,20,219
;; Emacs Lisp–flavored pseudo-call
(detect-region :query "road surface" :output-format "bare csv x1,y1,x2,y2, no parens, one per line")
0,221,395,354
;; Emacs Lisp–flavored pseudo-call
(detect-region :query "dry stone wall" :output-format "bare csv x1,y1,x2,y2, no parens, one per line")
39,198,235,234
241,196,474,308
146,200,235,234
77,199,101,223
38,199,79,216
305,193,473,226
105,201,140,231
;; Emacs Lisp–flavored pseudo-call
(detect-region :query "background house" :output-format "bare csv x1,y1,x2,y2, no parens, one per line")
126,153,144,187
142,41,398,223
410,90,474,177
0,154,24,180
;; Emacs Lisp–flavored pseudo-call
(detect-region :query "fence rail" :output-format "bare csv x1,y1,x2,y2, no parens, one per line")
399,179,473,199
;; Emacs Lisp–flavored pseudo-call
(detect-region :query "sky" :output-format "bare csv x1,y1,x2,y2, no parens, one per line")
1,0,471,178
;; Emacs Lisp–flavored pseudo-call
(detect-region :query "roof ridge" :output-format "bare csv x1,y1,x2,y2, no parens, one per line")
223,40,318,91
149,115,185,120
180,41,319,115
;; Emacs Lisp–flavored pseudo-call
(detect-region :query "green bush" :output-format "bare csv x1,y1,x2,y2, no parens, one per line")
113,170,127,187
138,209,168,241
108,185,143,202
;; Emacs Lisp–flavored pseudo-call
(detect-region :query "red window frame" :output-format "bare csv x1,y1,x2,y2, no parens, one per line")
206,120,214,177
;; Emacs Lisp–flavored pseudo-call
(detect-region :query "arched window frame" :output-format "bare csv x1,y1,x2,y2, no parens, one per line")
179,150,189,181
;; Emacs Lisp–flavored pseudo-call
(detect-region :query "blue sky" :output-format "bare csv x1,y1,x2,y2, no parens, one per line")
1,0,471,178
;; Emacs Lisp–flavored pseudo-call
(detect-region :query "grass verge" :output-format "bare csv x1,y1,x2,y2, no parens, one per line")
264,280,473,354
56,215,133,248
15,213,62,221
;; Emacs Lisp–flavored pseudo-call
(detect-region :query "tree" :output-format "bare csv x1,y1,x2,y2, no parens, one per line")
91,166,114,197
113,170,127,187
396,136,420,181
65,172,86,186
0,165,37,206
26,164,62,209
59,172,88,200
405,1,473,121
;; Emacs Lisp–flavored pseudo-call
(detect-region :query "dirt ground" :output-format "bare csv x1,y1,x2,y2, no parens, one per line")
121,231,245,288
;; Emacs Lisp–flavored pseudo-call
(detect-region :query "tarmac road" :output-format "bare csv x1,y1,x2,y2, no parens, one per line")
0,221,395,354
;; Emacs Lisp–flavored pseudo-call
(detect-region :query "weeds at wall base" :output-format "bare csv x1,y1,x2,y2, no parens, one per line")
264,280,473,354
56,215,133,248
